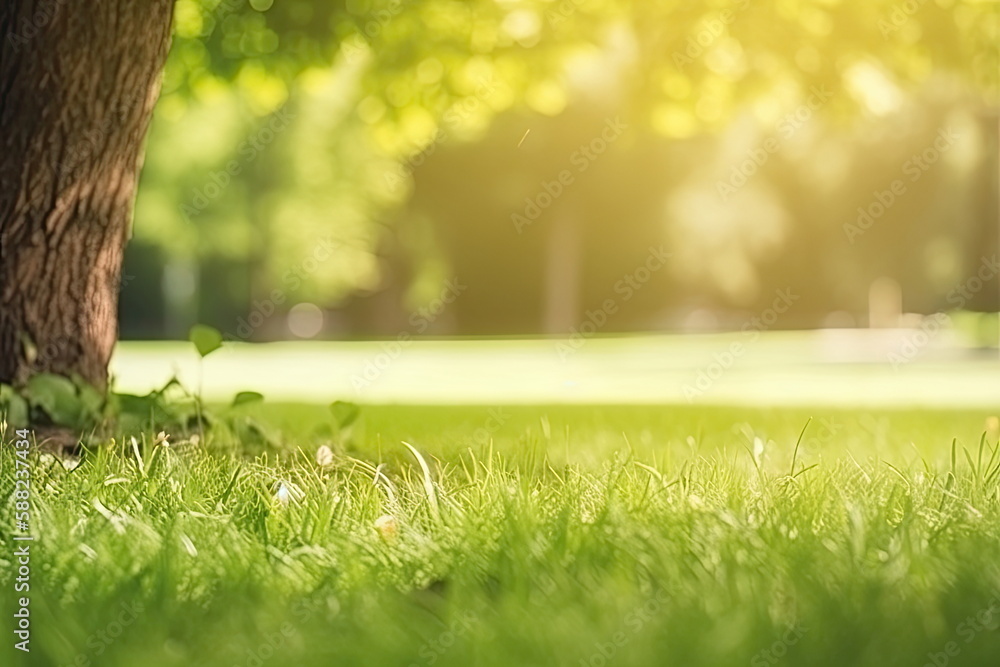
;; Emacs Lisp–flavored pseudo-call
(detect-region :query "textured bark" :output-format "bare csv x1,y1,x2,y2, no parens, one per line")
0,0,174,391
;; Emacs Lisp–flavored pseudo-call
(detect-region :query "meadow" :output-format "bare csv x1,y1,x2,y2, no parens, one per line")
2,0,994,664
3,396,1000,667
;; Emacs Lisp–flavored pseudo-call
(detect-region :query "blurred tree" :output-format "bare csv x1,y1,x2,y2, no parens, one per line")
1,0,995,389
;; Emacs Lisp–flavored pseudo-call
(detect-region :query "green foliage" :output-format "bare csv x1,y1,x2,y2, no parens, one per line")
329,399,360,429
4,374,195,434
23,374,80,425
111,378,279,451
131,0,997,324
111,380,206,435
16,373,104,430
0,369,275,449
0,384,28,428
169,0,996,125
231,390,265,407
188,324,223,358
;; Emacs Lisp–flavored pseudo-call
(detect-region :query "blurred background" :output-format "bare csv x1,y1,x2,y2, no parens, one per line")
119,0,998,358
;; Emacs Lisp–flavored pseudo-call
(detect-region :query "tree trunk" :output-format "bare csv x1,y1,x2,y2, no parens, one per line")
0,0,175,392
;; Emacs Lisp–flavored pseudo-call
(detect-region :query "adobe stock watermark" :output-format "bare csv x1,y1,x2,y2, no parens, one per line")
947,255,999,310
386,77,502,193
577,589,670,667
350,278,467,390
512,117,628,234
922,592,1000,667
180,107,295,221
805,417,842,451
342,0,405,62
470,408,511,447
672,0,752,70
55,601,144,667
750,624,808,666
11,428,33,654
843,127,958,244
546,0,588,26
407,609,479,666
236,597,331,667
716,85,832,201
208,0,245,27
222,236,339,343
878,0,930,38
5,0,69,52
886,312,950,369
888,254,998,368
682,288,799,401
556,246,671,360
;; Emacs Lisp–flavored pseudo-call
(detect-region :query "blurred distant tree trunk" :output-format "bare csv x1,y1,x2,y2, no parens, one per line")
543,211,582,333
0,0,174,391
970,108,1000,312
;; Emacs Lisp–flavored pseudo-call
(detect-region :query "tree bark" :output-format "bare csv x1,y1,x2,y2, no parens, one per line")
0,0,175,392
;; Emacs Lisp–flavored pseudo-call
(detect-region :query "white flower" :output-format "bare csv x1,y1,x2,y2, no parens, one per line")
273,481,304,506
316,445,334,467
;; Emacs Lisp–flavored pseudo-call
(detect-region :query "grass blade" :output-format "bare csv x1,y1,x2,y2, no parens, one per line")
402,441,441,523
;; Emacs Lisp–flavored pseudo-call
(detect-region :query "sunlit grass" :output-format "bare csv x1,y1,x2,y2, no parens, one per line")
2,404,1000,666
110,333,1000,407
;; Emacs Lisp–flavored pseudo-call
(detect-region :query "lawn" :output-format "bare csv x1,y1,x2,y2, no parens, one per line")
3,401,1000,667
109,332,1000,407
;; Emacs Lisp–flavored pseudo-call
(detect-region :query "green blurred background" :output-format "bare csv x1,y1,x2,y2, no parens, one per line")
120,0,998,346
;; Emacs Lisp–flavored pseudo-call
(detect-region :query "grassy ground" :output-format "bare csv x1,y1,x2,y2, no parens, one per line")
2,403,1000,666
110,333,1000,407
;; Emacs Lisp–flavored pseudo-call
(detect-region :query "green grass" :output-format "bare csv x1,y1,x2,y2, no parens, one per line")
110,334,1000,407
3,404,1000,667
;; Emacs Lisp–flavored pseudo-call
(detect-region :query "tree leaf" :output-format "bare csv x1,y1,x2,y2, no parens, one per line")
0,384,29,427
232,391,264,407
189,324,223,358
24,373,83,427
329,400,360,428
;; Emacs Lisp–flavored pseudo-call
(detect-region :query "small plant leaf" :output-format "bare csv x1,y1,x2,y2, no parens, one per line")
113,392,173,424
24,373,83,427
72,375,106,420
0,384,29,427
189,324,223,358
232,391,264,407
329,400,360,428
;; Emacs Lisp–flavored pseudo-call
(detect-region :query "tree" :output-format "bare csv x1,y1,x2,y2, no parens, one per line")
1,0,994,399
1,0,175,391
0,0,507,392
